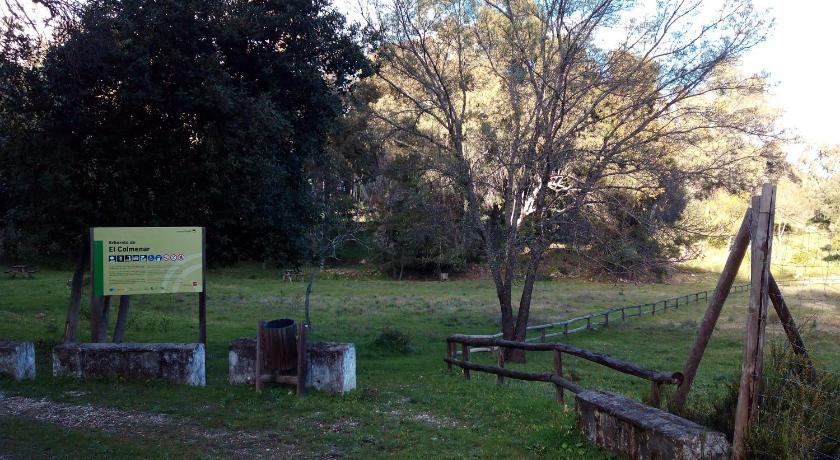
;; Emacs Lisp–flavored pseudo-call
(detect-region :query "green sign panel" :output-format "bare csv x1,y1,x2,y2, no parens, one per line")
92,227,204,296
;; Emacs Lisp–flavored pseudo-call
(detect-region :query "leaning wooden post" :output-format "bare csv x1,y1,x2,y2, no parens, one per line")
767,273,814,379
672,208,753,410
553,349,564,403
462,344,471,380
733,185,776,460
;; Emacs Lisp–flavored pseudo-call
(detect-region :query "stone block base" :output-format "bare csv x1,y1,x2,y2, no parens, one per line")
0,341,36,381
229,338,356,394
575,390,729,459
52,343,205,386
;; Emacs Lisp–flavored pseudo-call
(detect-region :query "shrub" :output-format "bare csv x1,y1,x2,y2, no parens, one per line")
691,341,840,459
373,327,413,354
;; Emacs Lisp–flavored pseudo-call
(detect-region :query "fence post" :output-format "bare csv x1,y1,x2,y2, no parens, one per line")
554,349,564,403
497,348,505,384
673,208,752,410
621,307,626,321
603,312,609,326
650,381,662,408
586,316,591,329
652,302,656,315
733,184,776,460
564,323,568,335
540,328,546,343
462,344,471,380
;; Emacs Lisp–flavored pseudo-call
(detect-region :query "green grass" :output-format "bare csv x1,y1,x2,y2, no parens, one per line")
1,264,839,458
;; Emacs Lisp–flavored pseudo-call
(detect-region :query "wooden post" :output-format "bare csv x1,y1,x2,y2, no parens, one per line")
650,381,662,408
112,295,131,343
733,185,776,460
540,328,546,343
768,274,812,367
96,296,111,342
554,350,563,403
446,341,454,371
586,316,591,329
564,323,568,335
603,312,609,326
462,344,470,380
497,348,505,384
672,208,752,410
621,308,626,320
255,320,264,393
296,323,307,396
199,227,207,344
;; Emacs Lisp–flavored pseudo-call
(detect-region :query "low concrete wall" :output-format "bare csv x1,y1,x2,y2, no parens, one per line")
229,338,356,394
53,343,205,386
576,390,729,459
0,341,36,381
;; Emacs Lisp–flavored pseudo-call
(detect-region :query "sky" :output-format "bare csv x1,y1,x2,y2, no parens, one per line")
740,0,840,150
334,0,840,152
8,0,839,149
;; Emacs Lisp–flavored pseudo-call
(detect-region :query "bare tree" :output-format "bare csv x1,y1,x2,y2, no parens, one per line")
366,0,778,359
1,0,80,39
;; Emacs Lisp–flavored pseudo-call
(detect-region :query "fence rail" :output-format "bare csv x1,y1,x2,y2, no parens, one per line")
445,335,684,407
458,278,839,354
459,283,751,353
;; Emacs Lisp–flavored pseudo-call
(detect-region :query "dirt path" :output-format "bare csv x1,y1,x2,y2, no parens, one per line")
0,393,302,458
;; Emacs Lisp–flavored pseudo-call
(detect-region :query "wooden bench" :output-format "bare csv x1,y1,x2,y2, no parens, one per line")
4,265,37,278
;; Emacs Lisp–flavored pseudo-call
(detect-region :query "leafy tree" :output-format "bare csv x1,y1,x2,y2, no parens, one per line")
367,0,781,359
372,153,478,279
0,0,369,340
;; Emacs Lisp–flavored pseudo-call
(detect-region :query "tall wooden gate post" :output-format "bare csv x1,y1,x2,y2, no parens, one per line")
732,184,776,460
672,208,752,410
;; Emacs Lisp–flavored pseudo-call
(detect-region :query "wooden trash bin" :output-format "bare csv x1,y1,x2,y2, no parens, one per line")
255,318,307,395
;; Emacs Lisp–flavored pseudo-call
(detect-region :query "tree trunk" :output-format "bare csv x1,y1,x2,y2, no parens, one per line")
112,296,130,342
507,247,545,363
64,236,89,343
493,262,524,362
304,265,319,330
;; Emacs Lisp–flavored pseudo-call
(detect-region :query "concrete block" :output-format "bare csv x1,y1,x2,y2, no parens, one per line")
0,341,36,381
52,343,205,386
305,342,356,394
575,390,729,459
228,338,356,393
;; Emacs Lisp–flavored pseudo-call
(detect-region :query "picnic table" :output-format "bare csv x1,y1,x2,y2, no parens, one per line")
282,270,305,282
5,265,38,278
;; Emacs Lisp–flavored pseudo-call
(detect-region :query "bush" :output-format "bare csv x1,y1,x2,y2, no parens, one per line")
373,327,413,354
691,341,840,459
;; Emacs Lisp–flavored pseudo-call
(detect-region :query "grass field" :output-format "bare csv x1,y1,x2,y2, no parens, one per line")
1,261,839,458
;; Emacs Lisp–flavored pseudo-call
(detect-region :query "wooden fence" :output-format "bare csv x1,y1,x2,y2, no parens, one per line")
445,335,684,408
460,283,752,353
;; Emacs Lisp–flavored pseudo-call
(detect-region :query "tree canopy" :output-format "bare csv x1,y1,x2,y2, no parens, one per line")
365,0,784,351
0,0,370,265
